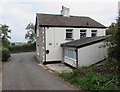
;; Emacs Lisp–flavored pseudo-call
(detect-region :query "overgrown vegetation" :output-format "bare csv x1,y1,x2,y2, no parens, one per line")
59,60,120,91
8,43,36,54
1,48,10,62
105,21,120,62
0,24,11,62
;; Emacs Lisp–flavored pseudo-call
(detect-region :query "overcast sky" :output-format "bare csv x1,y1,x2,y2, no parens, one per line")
0,0,119,42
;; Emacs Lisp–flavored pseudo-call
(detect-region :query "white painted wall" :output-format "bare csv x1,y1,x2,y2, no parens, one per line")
45,27,106,62
78,42,108,66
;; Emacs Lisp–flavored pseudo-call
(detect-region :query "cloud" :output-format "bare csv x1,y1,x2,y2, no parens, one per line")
0,2,34,21
0,0,119,3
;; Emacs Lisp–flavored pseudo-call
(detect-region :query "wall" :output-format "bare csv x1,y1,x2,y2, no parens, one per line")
36,27,45,63
45,27,106,62
78,41,108,66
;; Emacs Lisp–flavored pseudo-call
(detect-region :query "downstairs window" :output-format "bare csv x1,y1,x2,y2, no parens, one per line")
65,49,76,60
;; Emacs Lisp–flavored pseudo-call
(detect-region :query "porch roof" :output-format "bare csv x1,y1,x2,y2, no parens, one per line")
61,36,107,48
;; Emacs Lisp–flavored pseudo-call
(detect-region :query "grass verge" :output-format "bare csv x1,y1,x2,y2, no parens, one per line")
59,60,120,91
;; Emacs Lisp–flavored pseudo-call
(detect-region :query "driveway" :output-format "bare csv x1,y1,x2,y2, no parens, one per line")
2,52,77,90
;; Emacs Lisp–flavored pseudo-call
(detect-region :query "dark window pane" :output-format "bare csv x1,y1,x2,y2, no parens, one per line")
80,30,86,39
66,29,73,39
66,33,72,38
91,30,97,37
80,30,86,32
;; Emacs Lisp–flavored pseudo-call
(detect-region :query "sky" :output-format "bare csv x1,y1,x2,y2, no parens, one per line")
0,0,119,43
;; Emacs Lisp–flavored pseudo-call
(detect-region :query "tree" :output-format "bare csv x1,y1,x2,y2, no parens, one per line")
0,24,11,48
11,43,15,46
105,21,120,62
106,23,117,35
114,18,120,61
25,23,36,44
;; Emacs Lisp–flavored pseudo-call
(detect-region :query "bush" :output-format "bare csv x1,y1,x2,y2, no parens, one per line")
8,43,36,53
2,48,11,62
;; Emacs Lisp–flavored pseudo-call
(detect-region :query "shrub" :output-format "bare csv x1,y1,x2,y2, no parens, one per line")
2,48,11,62
59,65,120,91
59,70,73,81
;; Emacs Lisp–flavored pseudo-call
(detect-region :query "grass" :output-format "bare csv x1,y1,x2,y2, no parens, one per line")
59,60,120,91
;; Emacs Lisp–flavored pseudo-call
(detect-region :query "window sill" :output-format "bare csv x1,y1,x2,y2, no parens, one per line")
65,56,76,61
65,38,74,40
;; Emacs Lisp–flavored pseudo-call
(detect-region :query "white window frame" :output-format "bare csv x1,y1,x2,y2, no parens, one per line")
66,29,73,39
80,30,86,39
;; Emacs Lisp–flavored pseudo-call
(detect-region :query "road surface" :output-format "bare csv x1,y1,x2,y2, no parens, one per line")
2,52,77,90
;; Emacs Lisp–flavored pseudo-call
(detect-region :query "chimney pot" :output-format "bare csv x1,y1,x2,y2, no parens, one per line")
61,6,70,17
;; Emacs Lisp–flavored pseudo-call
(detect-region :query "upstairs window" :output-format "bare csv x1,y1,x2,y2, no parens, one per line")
80,30,86,39
66,29,73,39
91,30,97,37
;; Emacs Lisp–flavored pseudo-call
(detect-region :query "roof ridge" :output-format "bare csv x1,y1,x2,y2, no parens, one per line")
36,13,89,18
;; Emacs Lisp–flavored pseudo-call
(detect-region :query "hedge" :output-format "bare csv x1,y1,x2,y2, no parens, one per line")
8,43,36,53
2,48,11,62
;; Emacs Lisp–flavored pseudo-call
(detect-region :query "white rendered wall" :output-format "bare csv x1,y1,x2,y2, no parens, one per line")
45,27,106,61
78,42,108,66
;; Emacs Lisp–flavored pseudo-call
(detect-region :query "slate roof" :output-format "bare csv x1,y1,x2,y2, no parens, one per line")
61,36,107,48
36,13,106,28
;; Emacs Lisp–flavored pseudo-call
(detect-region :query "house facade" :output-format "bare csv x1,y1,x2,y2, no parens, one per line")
35,6,107,66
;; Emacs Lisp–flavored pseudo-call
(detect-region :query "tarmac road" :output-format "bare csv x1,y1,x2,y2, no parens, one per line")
2,52,77,90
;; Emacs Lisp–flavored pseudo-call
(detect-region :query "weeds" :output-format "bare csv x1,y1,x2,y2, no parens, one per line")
59,61,120,91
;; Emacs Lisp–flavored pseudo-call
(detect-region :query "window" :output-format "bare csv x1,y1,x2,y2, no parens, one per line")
66,29,73,39
80,30,86,39
91,30,97,37
65,49,76,60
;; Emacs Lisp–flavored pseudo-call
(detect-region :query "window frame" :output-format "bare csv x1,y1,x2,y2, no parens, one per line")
66,29,73,40
91,30,97,37
64,48,76,61
80,30,87,39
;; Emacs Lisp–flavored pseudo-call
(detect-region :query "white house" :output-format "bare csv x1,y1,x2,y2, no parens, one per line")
35,6,107,67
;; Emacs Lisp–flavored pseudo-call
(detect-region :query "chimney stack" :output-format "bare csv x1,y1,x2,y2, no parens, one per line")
61,6,70,17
